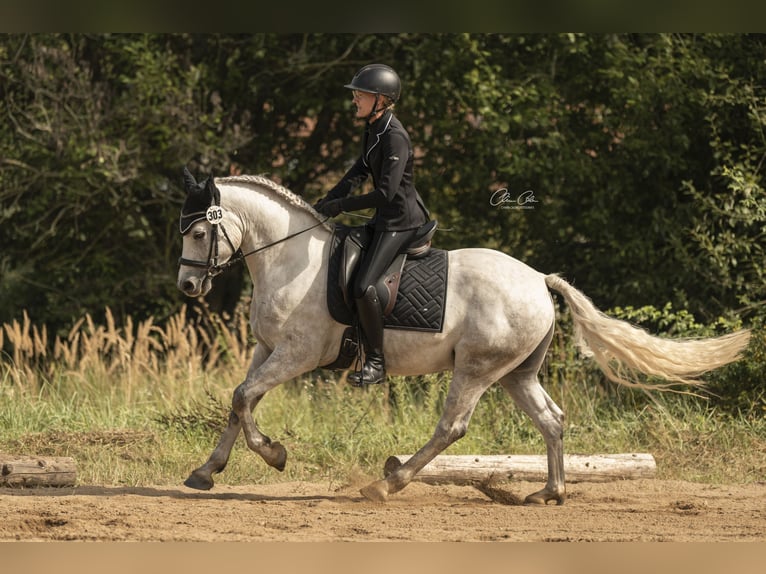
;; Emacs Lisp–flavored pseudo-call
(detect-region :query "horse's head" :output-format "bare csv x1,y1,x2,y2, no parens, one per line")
177,167,239,297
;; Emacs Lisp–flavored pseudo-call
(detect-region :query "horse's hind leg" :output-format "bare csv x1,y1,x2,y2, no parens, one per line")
500,371,566,505
360,370,496,502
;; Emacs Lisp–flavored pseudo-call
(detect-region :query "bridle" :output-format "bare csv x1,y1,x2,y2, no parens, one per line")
178,206,240,278
178,200,329,278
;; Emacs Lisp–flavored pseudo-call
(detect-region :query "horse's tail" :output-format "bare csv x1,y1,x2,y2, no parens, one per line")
544,274,751,391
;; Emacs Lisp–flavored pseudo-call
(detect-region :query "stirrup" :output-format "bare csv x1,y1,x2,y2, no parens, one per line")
348,362,387,387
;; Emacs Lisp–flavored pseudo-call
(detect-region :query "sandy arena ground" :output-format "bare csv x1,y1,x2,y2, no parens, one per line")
1,478,764,542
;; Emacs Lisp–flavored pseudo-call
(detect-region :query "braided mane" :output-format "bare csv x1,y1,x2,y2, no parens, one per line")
215,174,334,232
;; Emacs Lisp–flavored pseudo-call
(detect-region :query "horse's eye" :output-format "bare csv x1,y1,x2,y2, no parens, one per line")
193,229,206,240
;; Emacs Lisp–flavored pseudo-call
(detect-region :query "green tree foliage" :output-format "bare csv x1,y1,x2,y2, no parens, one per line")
0,34,251,329
465,34,766,321
1,33,764,338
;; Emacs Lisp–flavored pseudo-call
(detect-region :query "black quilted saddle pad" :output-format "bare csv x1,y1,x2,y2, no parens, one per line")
384,249,448,332
326,229,449,333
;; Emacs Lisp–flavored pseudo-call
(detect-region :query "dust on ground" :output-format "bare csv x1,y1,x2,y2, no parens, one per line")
1,478,764,541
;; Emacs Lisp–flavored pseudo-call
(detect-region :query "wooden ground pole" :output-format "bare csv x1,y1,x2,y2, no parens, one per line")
0,455,77,487
384,453,656,484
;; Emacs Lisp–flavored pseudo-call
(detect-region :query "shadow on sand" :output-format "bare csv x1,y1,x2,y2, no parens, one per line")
0,483,364,503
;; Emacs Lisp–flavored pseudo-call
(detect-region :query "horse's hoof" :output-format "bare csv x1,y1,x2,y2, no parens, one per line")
263,441,287,471
184,470,214,491
524,488,565,506
360,480,389,502
383,456,403,477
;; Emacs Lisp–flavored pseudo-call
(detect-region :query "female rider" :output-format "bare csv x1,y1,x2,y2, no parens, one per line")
315,64,430,386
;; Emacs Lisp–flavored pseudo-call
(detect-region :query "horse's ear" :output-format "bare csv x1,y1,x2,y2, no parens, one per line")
183,166,198,193
180,166,208,225
204,173,221,205
204,173,216,193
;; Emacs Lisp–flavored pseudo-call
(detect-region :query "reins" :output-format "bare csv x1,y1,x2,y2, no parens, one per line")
224,218,330,271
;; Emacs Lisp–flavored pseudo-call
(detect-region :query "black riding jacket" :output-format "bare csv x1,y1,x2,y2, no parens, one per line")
327,110,429,231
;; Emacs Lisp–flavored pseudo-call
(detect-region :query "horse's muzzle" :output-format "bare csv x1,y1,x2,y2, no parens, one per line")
178,274,211,298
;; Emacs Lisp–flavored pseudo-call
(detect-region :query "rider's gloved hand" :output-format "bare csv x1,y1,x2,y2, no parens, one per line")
316,199,344,218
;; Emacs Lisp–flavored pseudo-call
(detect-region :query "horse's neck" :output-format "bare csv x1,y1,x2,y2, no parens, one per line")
220,181,331,284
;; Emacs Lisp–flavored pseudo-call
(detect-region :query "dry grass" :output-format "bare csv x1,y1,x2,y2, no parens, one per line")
1,305,253,388
1,305,764,488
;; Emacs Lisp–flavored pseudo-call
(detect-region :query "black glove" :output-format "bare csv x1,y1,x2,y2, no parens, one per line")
316,199,343,218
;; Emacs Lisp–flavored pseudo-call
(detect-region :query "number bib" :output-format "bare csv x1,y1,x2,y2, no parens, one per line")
206,205,224,225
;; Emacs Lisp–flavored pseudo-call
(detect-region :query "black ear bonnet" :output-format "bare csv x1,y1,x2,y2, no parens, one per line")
180,166,221,234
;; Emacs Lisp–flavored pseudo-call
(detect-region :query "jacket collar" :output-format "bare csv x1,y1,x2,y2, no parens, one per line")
367,109,393,131
363,110,394,166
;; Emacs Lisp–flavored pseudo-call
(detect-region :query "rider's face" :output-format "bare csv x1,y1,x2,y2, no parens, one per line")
352,90,377,119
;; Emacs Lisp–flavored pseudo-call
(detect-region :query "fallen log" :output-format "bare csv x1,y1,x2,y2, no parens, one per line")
0,455,77,487
384,453,656,484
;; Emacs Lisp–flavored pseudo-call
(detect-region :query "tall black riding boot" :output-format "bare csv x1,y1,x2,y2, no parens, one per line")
348,286,387,386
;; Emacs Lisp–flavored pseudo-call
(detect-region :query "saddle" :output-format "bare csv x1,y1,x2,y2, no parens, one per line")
324,221,448,370
339,220,438,314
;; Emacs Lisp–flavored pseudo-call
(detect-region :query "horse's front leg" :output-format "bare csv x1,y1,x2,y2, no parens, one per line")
184,410,243,490
232,386,287,472
184,345,271,491
230,345,314,472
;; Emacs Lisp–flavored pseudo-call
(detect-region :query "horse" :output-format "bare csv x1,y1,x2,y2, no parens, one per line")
176,170,751,504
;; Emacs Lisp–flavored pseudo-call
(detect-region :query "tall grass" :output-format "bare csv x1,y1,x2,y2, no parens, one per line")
1,304,764,487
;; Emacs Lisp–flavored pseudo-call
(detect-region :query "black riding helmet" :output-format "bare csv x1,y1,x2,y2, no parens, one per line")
344,64,401,103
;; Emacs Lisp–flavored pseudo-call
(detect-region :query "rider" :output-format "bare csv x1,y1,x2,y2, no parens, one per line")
315,64,430,386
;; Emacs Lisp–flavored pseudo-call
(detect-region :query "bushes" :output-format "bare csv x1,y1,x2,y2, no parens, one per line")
704,318,766,416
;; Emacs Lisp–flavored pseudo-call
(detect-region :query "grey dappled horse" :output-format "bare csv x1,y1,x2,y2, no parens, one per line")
177,172,750,504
